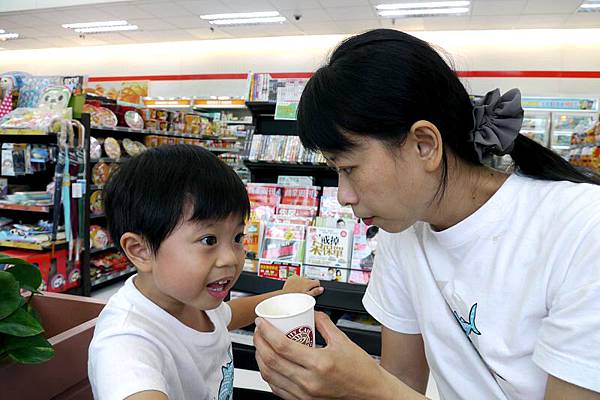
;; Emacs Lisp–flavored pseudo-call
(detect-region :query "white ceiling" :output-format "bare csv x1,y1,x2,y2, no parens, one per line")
0,0,598,50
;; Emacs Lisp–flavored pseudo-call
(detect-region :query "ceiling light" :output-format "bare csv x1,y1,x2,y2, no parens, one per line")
200,11,280,20
62,20,128,29
73,25,138,33
0,33,19,40
378,7,470,16
0,29,5,34
578,1,600,12
208,16,286,25
376,1,470,10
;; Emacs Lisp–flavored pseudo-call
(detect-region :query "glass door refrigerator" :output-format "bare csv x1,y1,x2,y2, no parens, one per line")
521,111,552,146
550,112,598,159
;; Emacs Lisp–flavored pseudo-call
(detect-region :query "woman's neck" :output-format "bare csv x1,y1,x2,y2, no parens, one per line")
427,163,509,231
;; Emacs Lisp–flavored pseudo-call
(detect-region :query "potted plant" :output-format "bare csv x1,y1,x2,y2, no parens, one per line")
0,253,106,399
0,253,55,364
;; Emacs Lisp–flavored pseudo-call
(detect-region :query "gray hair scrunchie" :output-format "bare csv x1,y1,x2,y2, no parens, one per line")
469,88,524,162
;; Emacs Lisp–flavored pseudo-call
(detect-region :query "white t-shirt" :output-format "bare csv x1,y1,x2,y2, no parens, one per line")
89,276,234,400
363,174,600,399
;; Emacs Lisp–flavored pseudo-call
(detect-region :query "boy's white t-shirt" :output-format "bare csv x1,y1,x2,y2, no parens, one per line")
88,276,234,400
363,174,600,399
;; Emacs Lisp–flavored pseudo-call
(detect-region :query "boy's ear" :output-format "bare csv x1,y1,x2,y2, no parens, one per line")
120,233,153,273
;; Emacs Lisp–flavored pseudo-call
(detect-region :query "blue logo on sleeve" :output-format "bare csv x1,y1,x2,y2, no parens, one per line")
453,303,481,337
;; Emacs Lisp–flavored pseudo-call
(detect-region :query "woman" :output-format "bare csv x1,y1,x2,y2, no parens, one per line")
253,29,600,399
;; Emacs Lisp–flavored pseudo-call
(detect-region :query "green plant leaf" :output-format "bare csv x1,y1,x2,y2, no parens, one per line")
0,271,21,319
5,263,42,293
27,302,42,324
3,334,55,364
0,307,44,337
0,255,34,269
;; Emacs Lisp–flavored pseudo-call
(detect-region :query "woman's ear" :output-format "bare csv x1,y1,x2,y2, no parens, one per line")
409,120,444,172
120,233,153,273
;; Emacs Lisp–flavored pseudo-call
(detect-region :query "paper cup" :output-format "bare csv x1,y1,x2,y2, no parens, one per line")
255,293,316,347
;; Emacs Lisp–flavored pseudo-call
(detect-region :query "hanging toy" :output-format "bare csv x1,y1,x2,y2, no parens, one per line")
38,86,71,112
0,75,15,118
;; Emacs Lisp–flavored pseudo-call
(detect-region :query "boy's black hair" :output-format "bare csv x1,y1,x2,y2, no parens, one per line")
298,28,600,195
104,144,250,255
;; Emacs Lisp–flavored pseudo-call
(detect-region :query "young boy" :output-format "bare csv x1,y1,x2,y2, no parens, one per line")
88,145,323,400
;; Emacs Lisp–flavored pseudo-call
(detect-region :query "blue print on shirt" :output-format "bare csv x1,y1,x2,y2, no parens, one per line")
218,348,234,400
453,303,481,337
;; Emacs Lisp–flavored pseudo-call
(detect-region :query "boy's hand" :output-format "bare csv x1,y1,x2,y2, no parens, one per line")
281,275,323,297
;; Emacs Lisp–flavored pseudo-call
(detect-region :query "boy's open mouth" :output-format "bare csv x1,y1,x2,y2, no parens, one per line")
206,277,233,299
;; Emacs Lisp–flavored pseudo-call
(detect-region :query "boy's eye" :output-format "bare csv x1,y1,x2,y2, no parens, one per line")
199,236,217,246
234,233,245,244
337,166,353,175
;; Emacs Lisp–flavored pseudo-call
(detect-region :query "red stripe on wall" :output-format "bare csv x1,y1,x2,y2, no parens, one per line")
458,70,600,78
88,71,600,82
88,73,248,82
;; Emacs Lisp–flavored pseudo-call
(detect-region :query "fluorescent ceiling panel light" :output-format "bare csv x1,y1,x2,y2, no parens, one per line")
0,33,19,40
0,29,5,33
580,3,600,8
62,20,128,29
378,7,470,16
74,25,138,33
200,11,280,20
376,1,469,10
208,16,286,25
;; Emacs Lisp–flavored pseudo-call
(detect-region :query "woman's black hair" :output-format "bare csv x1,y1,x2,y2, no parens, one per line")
297,28,600,192
104,144,250,255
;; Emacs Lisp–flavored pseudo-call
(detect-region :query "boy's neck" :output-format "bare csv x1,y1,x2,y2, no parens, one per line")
133,274,214,333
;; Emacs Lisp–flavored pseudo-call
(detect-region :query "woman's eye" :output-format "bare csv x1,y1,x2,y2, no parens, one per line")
200,236,217,246
235,233,245,243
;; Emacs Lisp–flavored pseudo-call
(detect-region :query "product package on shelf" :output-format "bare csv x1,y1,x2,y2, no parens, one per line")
243,220,264,262
281,185,320,207
336,313,382,332
320,187,355,219
260,223,306,263
348,223,378,285
304,226,352,282
258,259,302,281
0,220,65,244
269,215,314,226
276,204,318,217
277,175,314,186
0,248,76,292
247,183,282,221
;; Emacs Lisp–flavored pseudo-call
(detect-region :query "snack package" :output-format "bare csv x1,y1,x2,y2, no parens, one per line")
260,223,306,263
258,260,302,281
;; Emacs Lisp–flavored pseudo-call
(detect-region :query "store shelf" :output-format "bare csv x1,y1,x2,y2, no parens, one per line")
0,240,66,251
0,129,54,136
0,203,52,213
553,133,574,136
204,147,240,153
90,245,116,255
552,145,571,150
222,120,253,125
90,213,106,219
244,160,329,171
553,130,575,134
246,101,276,115
91,265,136,290
571,143,600,148
90,185,104,191
91,125,245,142
91,157,127,164
233,271,367,313
520,129,546,133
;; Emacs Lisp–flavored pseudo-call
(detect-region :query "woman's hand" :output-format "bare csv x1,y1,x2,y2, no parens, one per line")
254,311,402,400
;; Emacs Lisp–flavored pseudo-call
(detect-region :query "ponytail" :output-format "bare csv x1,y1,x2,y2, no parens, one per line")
510,134,600,184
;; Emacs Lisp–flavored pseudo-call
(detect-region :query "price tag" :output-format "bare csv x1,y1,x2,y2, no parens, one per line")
72,182,83,198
